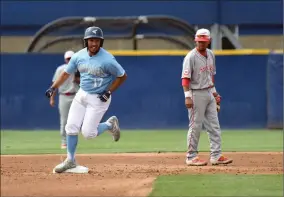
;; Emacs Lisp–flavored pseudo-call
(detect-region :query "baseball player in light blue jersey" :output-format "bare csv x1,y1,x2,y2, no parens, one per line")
50,50,79,149
45,26,127,173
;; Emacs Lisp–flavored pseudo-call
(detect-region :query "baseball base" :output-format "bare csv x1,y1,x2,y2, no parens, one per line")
52,165,89,174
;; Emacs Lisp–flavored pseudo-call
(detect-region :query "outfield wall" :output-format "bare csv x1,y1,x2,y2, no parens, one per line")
2,0,282,36
2,0,282,26
1,50,283,130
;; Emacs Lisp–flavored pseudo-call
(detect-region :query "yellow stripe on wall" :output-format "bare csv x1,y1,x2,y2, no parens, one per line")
108,49,274,56
272,49,284,54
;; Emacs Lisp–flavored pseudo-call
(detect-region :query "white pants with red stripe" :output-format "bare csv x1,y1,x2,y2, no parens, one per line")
187,89,222,160
65,88,111,138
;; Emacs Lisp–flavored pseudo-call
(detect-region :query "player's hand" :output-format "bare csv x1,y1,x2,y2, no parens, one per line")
213,92,221,104
45,87,55,98
98,90,111,102
215,95,221,105
185,97,193,109
50,99,55,107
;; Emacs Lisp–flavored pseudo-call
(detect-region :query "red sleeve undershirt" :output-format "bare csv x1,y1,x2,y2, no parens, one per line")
182,78,190,86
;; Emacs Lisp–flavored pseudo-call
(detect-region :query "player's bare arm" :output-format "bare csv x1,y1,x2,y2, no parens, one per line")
210,75,221,111
52,72,70,89
211,75,217,95
109,73,127,93
49,90,56,107
182,53,193,109
98,73,127,102
45,72,70,98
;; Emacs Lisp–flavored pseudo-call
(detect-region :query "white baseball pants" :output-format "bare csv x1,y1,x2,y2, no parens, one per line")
58,94,74,144
65,88,111,138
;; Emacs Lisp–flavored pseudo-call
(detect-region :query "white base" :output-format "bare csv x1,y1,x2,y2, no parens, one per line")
52,165,89,174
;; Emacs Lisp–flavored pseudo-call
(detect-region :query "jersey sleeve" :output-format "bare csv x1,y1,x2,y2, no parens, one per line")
181,53,193,79
64,55,78,74
52,67,60,82
106,57,125,77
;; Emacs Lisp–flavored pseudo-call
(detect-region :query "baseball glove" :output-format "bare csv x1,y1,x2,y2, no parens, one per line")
216,103,221,112
213,93,221,112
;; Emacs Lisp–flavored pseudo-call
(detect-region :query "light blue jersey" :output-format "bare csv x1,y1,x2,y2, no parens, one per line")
65,48,125,94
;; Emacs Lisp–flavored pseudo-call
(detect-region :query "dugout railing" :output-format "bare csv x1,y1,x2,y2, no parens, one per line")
26,15,242,53
26,15,197,52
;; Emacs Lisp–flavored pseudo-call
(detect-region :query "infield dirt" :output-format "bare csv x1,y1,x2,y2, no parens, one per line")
1,152,283,196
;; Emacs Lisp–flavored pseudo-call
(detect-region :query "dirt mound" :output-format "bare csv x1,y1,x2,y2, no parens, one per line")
1,152,283,196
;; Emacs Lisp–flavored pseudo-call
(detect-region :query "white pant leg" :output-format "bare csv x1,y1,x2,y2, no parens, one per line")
81,91,111,139
65,89,87,135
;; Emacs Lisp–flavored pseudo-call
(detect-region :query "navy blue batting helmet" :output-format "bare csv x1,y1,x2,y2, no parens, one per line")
84,26,104,47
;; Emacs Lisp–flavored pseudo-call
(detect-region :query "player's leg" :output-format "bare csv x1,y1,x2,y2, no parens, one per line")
54,90,86,173
104,115,120,141
58,95,66,148
186,90,208,166
81,94,119,141
58,95,74,149
204,94,233,165
203,118,221,158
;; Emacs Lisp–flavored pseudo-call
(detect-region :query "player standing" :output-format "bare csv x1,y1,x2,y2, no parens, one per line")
45,26,127,173
50,50,79,149
181,28,233,166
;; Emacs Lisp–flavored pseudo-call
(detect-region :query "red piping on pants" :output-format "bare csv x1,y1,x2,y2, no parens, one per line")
187,93,194,157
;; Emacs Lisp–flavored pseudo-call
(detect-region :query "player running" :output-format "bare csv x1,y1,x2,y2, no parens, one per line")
45,26,127,173
181,28,233,166
50,50,80,149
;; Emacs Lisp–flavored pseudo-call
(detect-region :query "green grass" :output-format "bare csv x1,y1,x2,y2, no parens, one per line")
1,129,283,155
1,129,283,197
149,174,283,197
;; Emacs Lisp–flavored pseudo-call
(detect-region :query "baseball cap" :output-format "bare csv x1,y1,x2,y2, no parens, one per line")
64,50,74,59
195,28,211,42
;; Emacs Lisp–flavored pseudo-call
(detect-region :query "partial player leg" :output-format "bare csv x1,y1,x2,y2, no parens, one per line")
58,95,74,149
203,117,221,159
54,90,86,173
81,93,114,140
204,94,233,165
105,116,120,141
186,90,209,166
